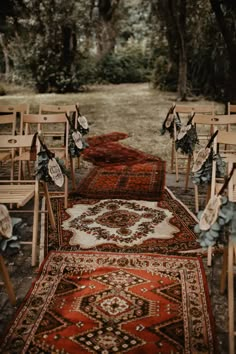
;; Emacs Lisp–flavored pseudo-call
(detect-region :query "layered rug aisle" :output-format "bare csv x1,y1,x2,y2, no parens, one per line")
0,252,217,353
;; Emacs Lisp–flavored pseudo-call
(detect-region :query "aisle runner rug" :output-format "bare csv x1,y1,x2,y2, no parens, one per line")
76,161,166,201
42,188,200,256
86,132,129,146
0,252,216,353
82,141,161,166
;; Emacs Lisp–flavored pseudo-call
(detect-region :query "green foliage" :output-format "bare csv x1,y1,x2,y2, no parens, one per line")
0,84,6,96
97,46,150,84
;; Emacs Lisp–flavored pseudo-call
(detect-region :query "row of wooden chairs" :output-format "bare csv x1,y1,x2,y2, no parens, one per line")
0,103,84,209
0,103,85,307
168,103,236,353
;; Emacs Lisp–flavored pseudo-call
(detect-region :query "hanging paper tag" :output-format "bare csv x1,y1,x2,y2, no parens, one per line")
48,158,64,187
199,195,221,231
78,116,88,129
192,147,211,173
0,204,12,239
176,124,191,141
165,113,174,128
72,131,83,149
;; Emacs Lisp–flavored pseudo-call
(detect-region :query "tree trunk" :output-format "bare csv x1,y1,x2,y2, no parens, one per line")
210,0,236,102
0,34,10,80
169,0,187,100
94,0,120,59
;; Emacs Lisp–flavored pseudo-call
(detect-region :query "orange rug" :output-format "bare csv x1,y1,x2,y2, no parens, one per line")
82,141,161,166
76,161,166,201
0,251,217,353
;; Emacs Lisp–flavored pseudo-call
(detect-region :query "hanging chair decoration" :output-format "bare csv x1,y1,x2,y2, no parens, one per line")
175,112,199,156
192,131,226,185
0,204,12,239
66,113,88,158
160,104,181,138
35,134,69,186
194,164,236,247
76,104,89,135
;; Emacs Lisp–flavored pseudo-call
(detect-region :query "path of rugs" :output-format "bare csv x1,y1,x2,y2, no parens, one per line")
43,132,201,257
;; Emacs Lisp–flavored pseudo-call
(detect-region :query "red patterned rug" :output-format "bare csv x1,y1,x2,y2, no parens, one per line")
86,132,129,147
0,252,217,353
42,188,200,257
82,141,161,166
76,161,166,201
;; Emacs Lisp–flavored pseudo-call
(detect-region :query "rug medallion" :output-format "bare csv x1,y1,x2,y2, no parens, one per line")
43,188,199,256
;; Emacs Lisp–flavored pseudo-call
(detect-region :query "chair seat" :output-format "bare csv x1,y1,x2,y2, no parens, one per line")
0,185,35,207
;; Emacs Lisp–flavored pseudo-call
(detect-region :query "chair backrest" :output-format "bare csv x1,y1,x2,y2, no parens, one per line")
39,103,80,129
0,133,39,179
0,104,29,134
21,113,69,158
211,131,236,199
0,113,16,135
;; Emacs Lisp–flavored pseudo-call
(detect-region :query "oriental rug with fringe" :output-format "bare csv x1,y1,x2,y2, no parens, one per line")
0,252,217,353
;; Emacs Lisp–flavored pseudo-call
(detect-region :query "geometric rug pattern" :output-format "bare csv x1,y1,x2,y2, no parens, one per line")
76,161,166,201
43,188,200,257
0,252,217,353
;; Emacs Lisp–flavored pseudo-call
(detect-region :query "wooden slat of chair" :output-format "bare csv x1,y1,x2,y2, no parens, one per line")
0,255,16,305
0,134,56,266
19,113,71,208
172,105,194,184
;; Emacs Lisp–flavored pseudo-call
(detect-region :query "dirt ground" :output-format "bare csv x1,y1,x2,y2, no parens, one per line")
0,83,230,353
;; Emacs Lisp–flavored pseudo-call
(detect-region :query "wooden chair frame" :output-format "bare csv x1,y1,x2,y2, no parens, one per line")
192,114,236,213
172,104,215,189
17,113,71,208
39,104,80,189
0,255,16,305
0,134,56,266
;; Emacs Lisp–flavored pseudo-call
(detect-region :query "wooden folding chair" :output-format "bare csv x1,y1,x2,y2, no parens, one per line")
216,154,236,354
39,104,79,189
172,105,194,183
0,134,56,266
17,113,71,208
0,103,29,134
172,104,215,188
192,114,236,213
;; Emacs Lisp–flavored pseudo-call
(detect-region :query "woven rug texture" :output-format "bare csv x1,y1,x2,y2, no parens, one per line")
76,161,166,201
82,141,161,166
0,251,217,354
43,188,200,257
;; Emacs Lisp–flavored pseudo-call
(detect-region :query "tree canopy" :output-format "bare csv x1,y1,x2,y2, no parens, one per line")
0,0,236,101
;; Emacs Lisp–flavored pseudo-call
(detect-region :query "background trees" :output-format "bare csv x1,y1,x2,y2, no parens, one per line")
0,0,236,101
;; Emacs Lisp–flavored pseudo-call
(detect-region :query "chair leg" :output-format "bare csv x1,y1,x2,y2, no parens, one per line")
70,157,76,191
32,185,39,267
185,155,191,190
42,182,56,230
207,246,213,267
220,246,228,294
0,255,16,305
194,184,199,214
64,175,68,209
228,239,235,354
